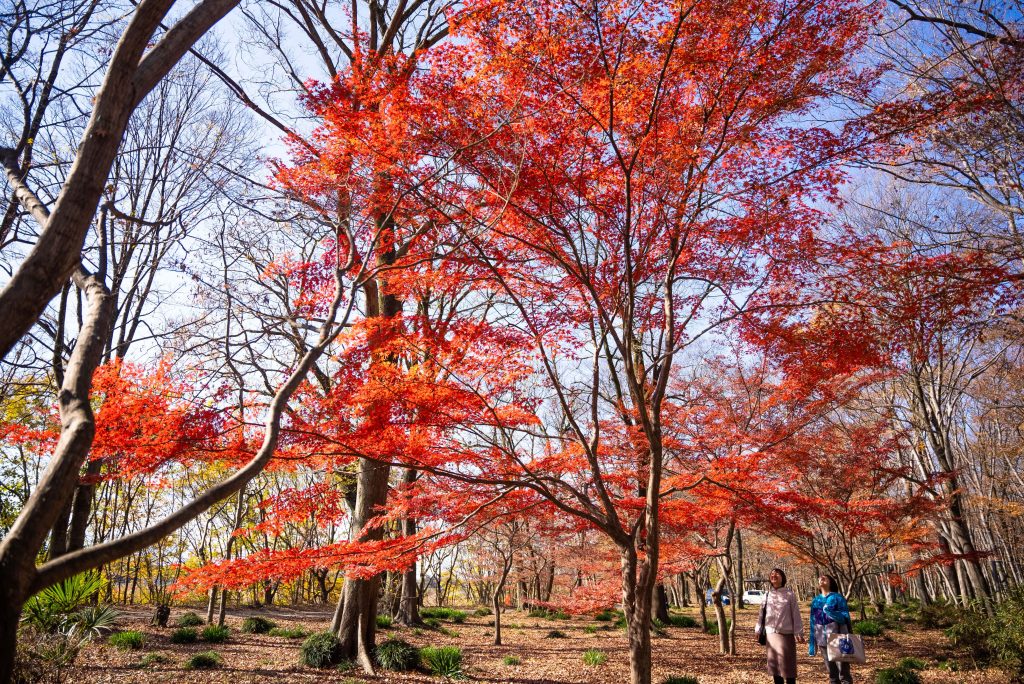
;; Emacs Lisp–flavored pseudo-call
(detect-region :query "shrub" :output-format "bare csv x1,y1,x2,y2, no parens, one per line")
22,573,106,634
169,627,198,644
176,612,203,628
421,645,464,678
916,602,960,629
299,631,342,669
874,666,920,684
241,616,277,634
545,629,567,638
184,651,222,670
423,617,442,629
669,614,698,628
944,590,1024,676
583,649,607,666
109,630,144,650
139,652,168,668
201,625,230,643
67,605,119,638
704,619,730,636
474,607,493,616
594,609,616,622
897,657,926,671
419,607,467,623
662,677,699,684
13,630,83,683
584,624,599,634
269,627,308,639
502,655,521,665
376,614,393,629
375,638,419,671
853,620,883,637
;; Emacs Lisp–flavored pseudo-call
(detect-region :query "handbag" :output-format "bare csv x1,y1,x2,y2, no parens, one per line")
826,622,866,664
756,587,769,646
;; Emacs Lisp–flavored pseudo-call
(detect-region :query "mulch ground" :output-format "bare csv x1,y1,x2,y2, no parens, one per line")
69,604,1009,683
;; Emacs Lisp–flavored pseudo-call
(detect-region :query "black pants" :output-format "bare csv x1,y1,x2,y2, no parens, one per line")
773,677,795,684
822,651,853,684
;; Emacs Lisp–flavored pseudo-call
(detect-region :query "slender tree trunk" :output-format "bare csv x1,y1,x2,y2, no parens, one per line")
736,527,745,609
493,558,513,646
652,583,670,624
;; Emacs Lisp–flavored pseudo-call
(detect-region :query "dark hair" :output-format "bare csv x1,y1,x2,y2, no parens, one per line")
822,575,839,593
770,568,787,587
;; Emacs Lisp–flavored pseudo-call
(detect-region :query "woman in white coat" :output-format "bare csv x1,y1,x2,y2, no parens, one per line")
756,568,805,684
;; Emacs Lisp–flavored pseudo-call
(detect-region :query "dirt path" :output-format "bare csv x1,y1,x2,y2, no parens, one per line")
69,605,1009,683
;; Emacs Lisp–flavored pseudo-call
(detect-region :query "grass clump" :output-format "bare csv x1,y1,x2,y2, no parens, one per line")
473,607,493,617
853,620,883,637
269,626,308,639
184,651,222,670
139,652,168,668
545,629,567,638
874,666,921,684
375,638,419,671
584,624,599,634
299,631,342,669
583,649,607,666
669,614,698,628
240,616,276,634
704,619,730,636
175,612,203,627
662,677,699,684
169,627,197,644
109,630,144,650
419,607,467,623
502,655,521,666
897,657,926,671
423,617,442,629
200,625,230,643
376,614,393,629
420,645,464,678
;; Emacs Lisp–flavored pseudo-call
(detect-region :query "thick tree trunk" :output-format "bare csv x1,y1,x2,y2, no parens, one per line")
621,547,657,684
337,455,390,671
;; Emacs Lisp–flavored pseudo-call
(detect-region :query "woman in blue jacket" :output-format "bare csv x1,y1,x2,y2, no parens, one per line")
809,575,853,684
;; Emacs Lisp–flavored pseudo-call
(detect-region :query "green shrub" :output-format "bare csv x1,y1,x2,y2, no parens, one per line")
583,649,607,666
874,666,920,684
528,607,569,620
67,605,119,638
419,607,467,623
109,630,144,650
584,624,599,634
299,631,342,669
545,629,567,638
473,607,492,616
916,602,960,629
201,625,230,643
662,677,699,684
421,645,464,678
376,614,393,629
944,590,1024,675
268,626,308,639
175,612,203,628
22,573,106,634
169,627,198,644
423,617,442,629
853,620,883,637
502,655,521,665
240,616,276,634
594,609,616,622
704,619,730,636
897,657,926,671
375,638,419,671
184,651,222,670
139,652,168,668
668,614,698,628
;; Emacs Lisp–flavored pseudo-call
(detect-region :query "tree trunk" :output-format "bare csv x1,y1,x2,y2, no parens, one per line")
620,546,656,684
652,583,670,624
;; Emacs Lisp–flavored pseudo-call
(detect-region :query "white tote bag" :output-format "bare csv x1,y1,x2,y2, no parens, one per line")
826,631,866,664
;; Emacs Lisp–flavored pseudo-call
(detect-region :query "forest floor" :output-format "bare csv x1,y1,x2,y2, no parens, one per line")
68,603,1009,684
